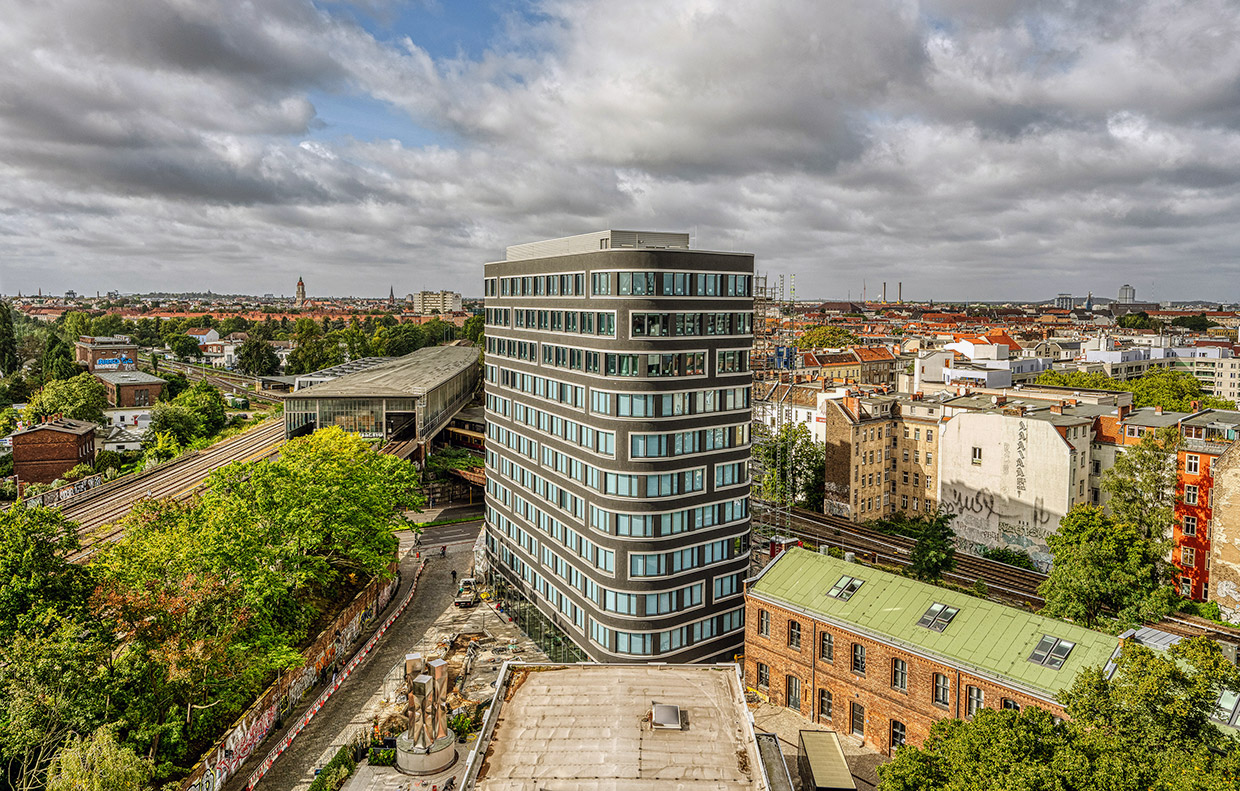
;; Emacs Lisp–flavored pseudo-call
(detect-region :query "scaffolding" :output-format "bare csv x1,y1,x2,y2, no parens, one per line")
751,273,797,545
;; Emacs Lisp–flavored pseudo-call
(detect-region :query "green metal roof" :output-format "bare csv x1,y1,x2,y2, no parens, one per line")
750,549,1119,700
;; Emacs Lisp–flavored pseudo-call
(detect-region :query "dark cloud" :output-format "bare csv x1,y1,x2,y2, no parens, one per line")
1,0,1240,300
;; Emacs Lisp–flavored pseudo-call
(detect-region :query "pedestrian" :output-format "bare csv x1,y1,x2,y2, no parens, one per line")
451,570,458,585
441,545,447,558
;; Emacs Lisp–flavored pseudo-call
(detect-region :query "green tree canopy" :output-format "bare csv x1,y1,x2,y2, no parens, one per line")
1102,425,1182,540
795,324,858,349
0,301,18,376
24,373,108,425
235,337,281,376
0,506,90,639
1038,505,1175,628
173,380,226,436
46,727,152,791
1170,313,1217,332
909,511,957,581
145,403,203,446
1036,368,1233,411
166,333,202,361
463,314,484,344
41,335,80,382
755,422,825,512
61,311,93,342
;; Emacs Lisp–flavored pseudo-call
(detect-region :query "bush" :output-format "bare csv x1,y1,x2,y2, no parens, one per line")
307,746,356,791
368,747,396,766
979,546,1037,571
448,712,472,739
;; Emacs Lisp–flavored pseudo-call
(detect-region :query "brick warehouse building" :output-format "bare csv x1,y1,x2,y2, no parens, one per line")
744,549,1118,756
11,417,97,485
93,370,165,408
73,335,138,372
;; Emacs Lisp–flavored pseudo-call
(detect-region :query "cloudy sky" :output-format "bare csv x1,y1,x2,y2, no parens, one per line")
2,0,1239,302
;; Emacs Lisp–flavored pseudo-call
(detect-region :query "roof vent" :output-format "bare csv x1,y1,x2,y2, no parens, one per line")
651,703,683,730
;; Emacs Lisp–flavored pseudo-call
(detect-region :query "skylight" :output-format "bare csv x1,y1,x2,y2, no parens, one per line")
826,575,864,601
1029,635,1075,669
916,603,959,632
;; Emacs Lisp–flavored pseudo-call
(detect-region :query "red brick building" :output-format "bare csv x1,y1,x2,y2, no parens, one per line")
74,335,138,372
1173,410,1240,600
93,370,165,408
744,549,1121,755
11,418,97,485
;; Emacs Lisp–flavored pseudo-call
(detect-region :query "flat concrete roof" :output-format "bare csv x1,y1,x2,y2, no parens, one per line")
465,664,767,791
290,346,478,399
93,371,165,385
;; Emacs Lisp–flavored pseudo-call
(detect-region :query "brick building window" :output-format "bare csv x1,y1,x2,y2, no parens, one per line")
892,658,908,692
850,702,865,737
1187,454,1200,474
1181,577,1193,597
933,673,950,707
756,662,769,689
1183,516,1197,536
852,643,866,675
786,675,802,710
901,495,908,509
819,688,832,720
967,686,984,717
820,632,834,662
1185,485,1198,505
788,620,801,649
758,609,770,637
1001,698,1020,711
891,720,906,751
1182,546,1197,567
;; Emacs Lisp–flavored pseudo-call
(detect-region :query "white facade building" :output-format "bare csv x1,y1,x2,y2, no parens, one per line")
410,290,463,314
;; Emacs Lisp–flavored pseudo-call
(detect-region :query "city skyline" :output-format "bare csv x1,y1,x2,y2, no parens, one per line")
3,2,1240,300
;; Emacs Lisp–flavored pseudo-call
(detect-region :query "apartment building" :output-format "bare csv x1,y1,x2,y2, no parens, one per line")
482,231,754,662
816,392,899,520
411,290,463,314
892,394,941,515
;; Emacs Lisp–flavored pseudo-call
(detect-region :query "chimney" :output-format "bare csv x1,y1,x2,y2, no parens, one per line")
1118,404,1131,419
1191,400,1201,412
882,282,887,303
1155,405,1163,415
898,282,903,304
1050,404,1063,414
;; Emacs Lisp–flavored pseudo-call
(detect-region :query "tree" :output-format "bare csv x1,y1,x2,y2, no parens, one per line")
61,311,93,342
145,403,203,446
174,380,227,436
41,335,80,381
795,325,858,349
1170,313,1216,332
908,511,958,581
1102,425,1182,540
979,546,1037,571
89,313,125,338
0,506,90,638
755,422,825,511
375,322,427,357
235,337,280,376
24,373,108,425
463,314,484,344
1038,505,1175,628
46,727,152,791
878,636,1240,791
155,371,190,401
0,301,18,376
1036,368,1233,411
166,333,202,361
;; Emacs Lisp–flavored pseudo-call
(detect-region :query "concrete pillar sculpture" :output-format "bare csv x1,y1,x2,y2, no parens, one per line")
428,658,449,740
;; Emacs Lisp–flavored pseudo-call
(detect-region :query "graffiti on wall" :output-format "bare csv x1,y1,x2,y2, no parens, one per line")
944,486,1056,571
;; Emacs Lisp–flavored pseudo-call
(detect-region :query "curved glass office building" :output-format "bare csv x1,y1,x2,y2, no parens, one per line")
483,231,754,662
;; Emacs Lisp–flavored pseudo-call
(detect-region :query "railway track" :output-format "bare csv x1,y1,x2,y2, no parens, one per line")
63,419,286,560
138,354,283,403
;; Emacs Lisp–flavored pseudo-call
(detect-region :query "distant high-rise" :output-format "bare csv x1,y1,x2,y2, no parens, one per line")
1118,284,1136,304
296,276,306,307
410,290,462,314
1054,293,1074,310
483,230,754,662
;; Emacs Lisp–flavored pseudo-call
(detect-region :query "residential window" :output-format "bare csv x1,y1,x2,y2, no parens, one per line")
926,452,933,465
852,643,866,675
788,620,802,649
901,494,908,509
1002,698,1020,711
758,609,770,637
972,447,982,464
1187,454,1200,474
913,498,920,511
1029,635,1076,669
892,658,908,692
820,631,834,662
1181,577,1193,597
926,429,934,442
851,702,865,737
786,675,802,710
1185,485,1198,505
819,688,832,720
903,426,910,438
891,720,906,751
1182,546,1197,567
756,662,769,689
1183,516,1197,536
967,686,984,717
933,673,950,707
914,428,921,440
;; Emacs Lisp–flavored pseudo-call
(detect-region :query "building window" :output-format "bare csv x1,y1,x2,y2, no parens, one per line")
1001,698,1020,711
827,575,865,601
933,673,950,707
1029,636,1075,669
967,686,984,717
851,702,865,737
1187,454,1200,474
926,429,934,442
1185,485,1198,505
820,632,834,662
972,446,982,465
758,609,770,637
891,720,906,752
892,658,908,692
786,675,802,711
788,620,801,649
852,643,866,675
1182,546,1197,567
917,603,960,632
819,688,832,720
756,662,769,689
901,494,908,509
1181,577,1193,597
1183,516,1197,536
